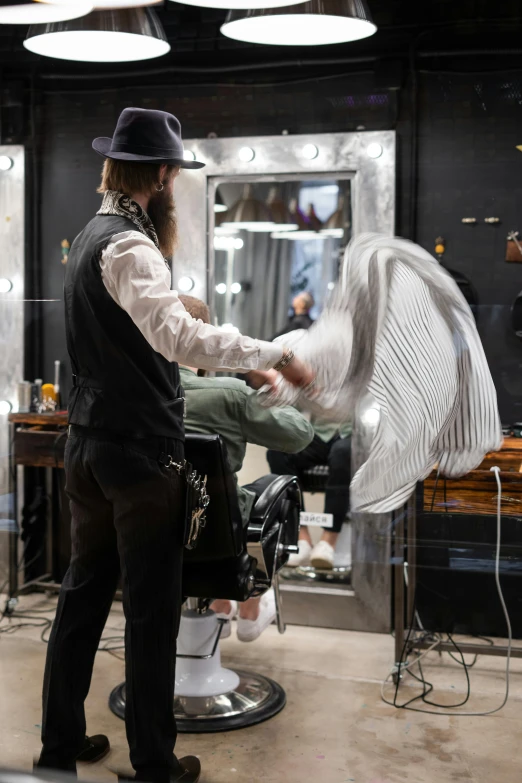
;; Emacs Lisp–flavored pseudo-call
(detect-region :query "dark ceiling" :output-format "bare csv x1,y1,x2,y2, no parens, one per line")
1,0,522,89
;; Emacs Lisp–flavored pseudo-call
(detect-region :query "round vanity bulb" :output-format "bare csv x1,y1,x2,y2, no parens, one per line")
183,149,196,161
238,146,255,163
367,142,383,159
216,283,227,295
0,278,13,293
361,406,380,426
178,276,195,292
230,282,242,294
0,156,13,171
221,323,239,333
302,143,319,160
234,238,244,250
327,281,335,291
0,400,12,416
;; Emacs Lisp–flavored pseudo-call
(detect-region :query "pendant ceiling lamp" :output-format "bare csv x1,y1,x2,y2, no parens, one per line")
214,189,227,213
24,7,170,62
0,1,93,25
90,2,163,7
320,194,349,238
221,0,377,47
169,1,307,8
266,187,298,231
221,184,275,233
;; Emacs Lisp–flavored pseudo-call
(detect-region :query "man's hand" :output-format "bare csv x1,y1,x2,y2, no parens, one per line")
280,356,315,388
247,368,279,391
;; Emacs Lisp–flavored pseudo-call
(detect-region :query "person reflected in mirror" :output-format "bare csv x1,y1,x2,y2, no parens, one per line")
267,419,352,570
178,294,314,641
272,291,315,340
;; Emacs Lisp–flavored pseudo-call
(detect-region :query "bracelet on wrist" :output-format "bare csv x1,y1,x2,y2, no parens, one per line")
273,348,295,372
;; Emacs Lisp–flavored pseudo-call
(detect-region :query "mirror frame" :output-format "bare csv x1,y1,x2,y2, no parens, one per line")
174,130,396,305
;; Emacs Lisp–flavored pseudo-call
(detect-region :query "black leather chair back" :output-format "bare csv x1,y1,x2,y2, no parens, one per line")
184,433,244,562
182,433,256,600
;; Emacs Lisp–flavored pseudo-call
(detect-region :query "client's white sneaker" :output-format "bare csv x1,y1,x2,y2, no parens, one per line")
287,539,312,567
310,540,335,570
212,600,237,640
237,590,276,643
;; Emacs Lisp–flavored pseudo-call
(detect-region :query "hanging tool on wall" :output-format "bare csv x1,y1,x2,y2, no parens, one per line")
506,231,522,263
434,236,445,261
61,239,70,265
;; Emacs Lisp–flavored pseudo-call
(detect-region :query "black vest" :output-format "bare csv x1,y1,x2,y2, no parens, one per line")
64,214,184,440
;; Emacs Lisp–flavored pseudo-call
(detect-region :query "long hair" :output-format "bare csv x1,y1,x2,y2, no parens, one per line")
97,159,177,196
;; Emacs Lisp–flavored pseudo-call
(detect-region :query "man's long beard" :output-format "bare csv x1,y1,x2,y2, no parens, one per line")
147,188,178,259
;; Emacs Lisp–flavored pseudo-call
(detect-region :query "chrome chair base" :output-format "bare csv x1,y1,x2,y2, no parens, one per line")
280,564,352,585
108,669,286,733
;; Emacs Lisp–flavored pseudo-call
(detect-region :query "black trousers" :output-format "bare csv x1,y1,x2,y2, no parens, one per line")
38,428,185,783
267,435,351,533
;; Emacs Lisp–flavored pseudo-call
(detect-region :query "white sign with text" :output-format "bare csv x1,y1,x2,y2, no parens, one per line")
300,512,334,528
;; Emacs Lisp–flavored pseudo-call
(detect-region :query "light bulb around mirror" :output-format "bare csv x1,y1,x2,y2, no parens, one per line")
367,142,383,159
230,282,242,294
302,143,319,160
216,283,227,295
238,146,255,163
361,406,380,427
177,276,195,292
0,156,13,171
221,323,239,333
0,278,13,293
0,400,12,416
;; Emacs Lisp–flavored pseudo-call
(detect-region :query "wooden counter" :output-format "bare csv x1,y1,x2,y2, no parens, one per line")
9,411,68,469
423,437,522,517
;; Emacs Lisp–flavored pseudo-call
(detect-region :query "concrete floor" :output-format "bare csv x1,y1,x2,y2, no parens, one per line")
1,592,522,783
2,445,522,781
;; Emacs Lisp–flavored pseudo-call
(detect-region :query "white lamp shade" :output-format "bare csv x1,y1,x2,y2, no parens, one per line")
24,7,171,62
221,0,377,46
91,1,163,7
0,1,93,25
169,0,307,8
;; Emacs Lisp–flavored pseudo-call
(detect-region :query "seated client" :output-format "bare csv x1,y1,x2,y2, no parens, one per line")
179,294,314,640
267,418,352,570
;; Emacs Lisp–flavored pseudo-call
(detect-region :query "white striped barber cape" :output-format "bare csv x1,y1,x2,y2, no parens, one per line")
259,233,502,513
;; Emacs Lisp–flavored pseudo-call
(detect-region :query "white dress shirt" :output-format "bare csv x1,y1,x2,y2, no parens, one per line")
99,230,283,373
259,233,502,513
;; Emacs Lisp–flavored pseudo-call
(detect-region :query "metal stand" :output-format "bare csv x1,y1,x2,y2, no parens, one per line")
393,485,522,678
109,596,287,733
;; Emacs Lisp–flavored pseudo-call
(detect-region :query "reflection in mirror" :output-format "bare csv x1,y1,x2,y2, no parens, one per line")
212,178,352,339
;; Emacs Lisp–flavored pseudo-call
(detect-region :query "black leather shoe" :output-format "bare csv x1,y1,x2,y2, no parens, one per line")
172,757,201,782
76,734,111,764
117,756,201,783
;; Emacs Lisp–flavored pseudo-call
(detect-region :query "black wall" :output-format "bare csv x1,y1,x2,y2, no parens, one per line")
33,67,522,421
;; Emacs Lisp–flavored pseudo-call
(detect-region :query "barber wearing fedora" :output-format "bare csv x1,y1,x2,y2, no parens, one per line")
36,108,313,783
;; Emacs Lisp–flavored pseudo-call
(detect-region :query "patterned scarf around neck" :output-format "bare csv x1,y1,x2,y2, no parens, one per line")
97,190,160,250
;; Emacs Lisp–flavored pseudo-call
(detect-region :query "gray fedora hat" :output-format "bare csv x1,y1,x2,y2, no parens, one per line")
92,107,204,169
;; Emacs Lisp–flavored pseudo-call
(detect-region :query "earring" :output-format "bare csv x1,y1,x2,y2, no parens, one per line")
155,182,164,192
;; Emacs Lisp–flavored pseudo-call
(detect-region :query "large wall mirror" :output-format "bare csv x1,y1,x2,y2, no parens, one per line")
212,176,351,339
175,131,396,633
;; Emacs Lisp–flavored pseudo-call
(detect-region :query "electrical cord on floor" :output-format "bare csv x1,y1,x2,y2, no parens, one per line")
382,466,513,716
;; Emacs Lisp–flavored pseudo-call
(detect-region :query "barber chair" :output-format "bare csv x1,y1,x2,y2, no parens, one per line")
109,434,302,732
300,464,329,493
